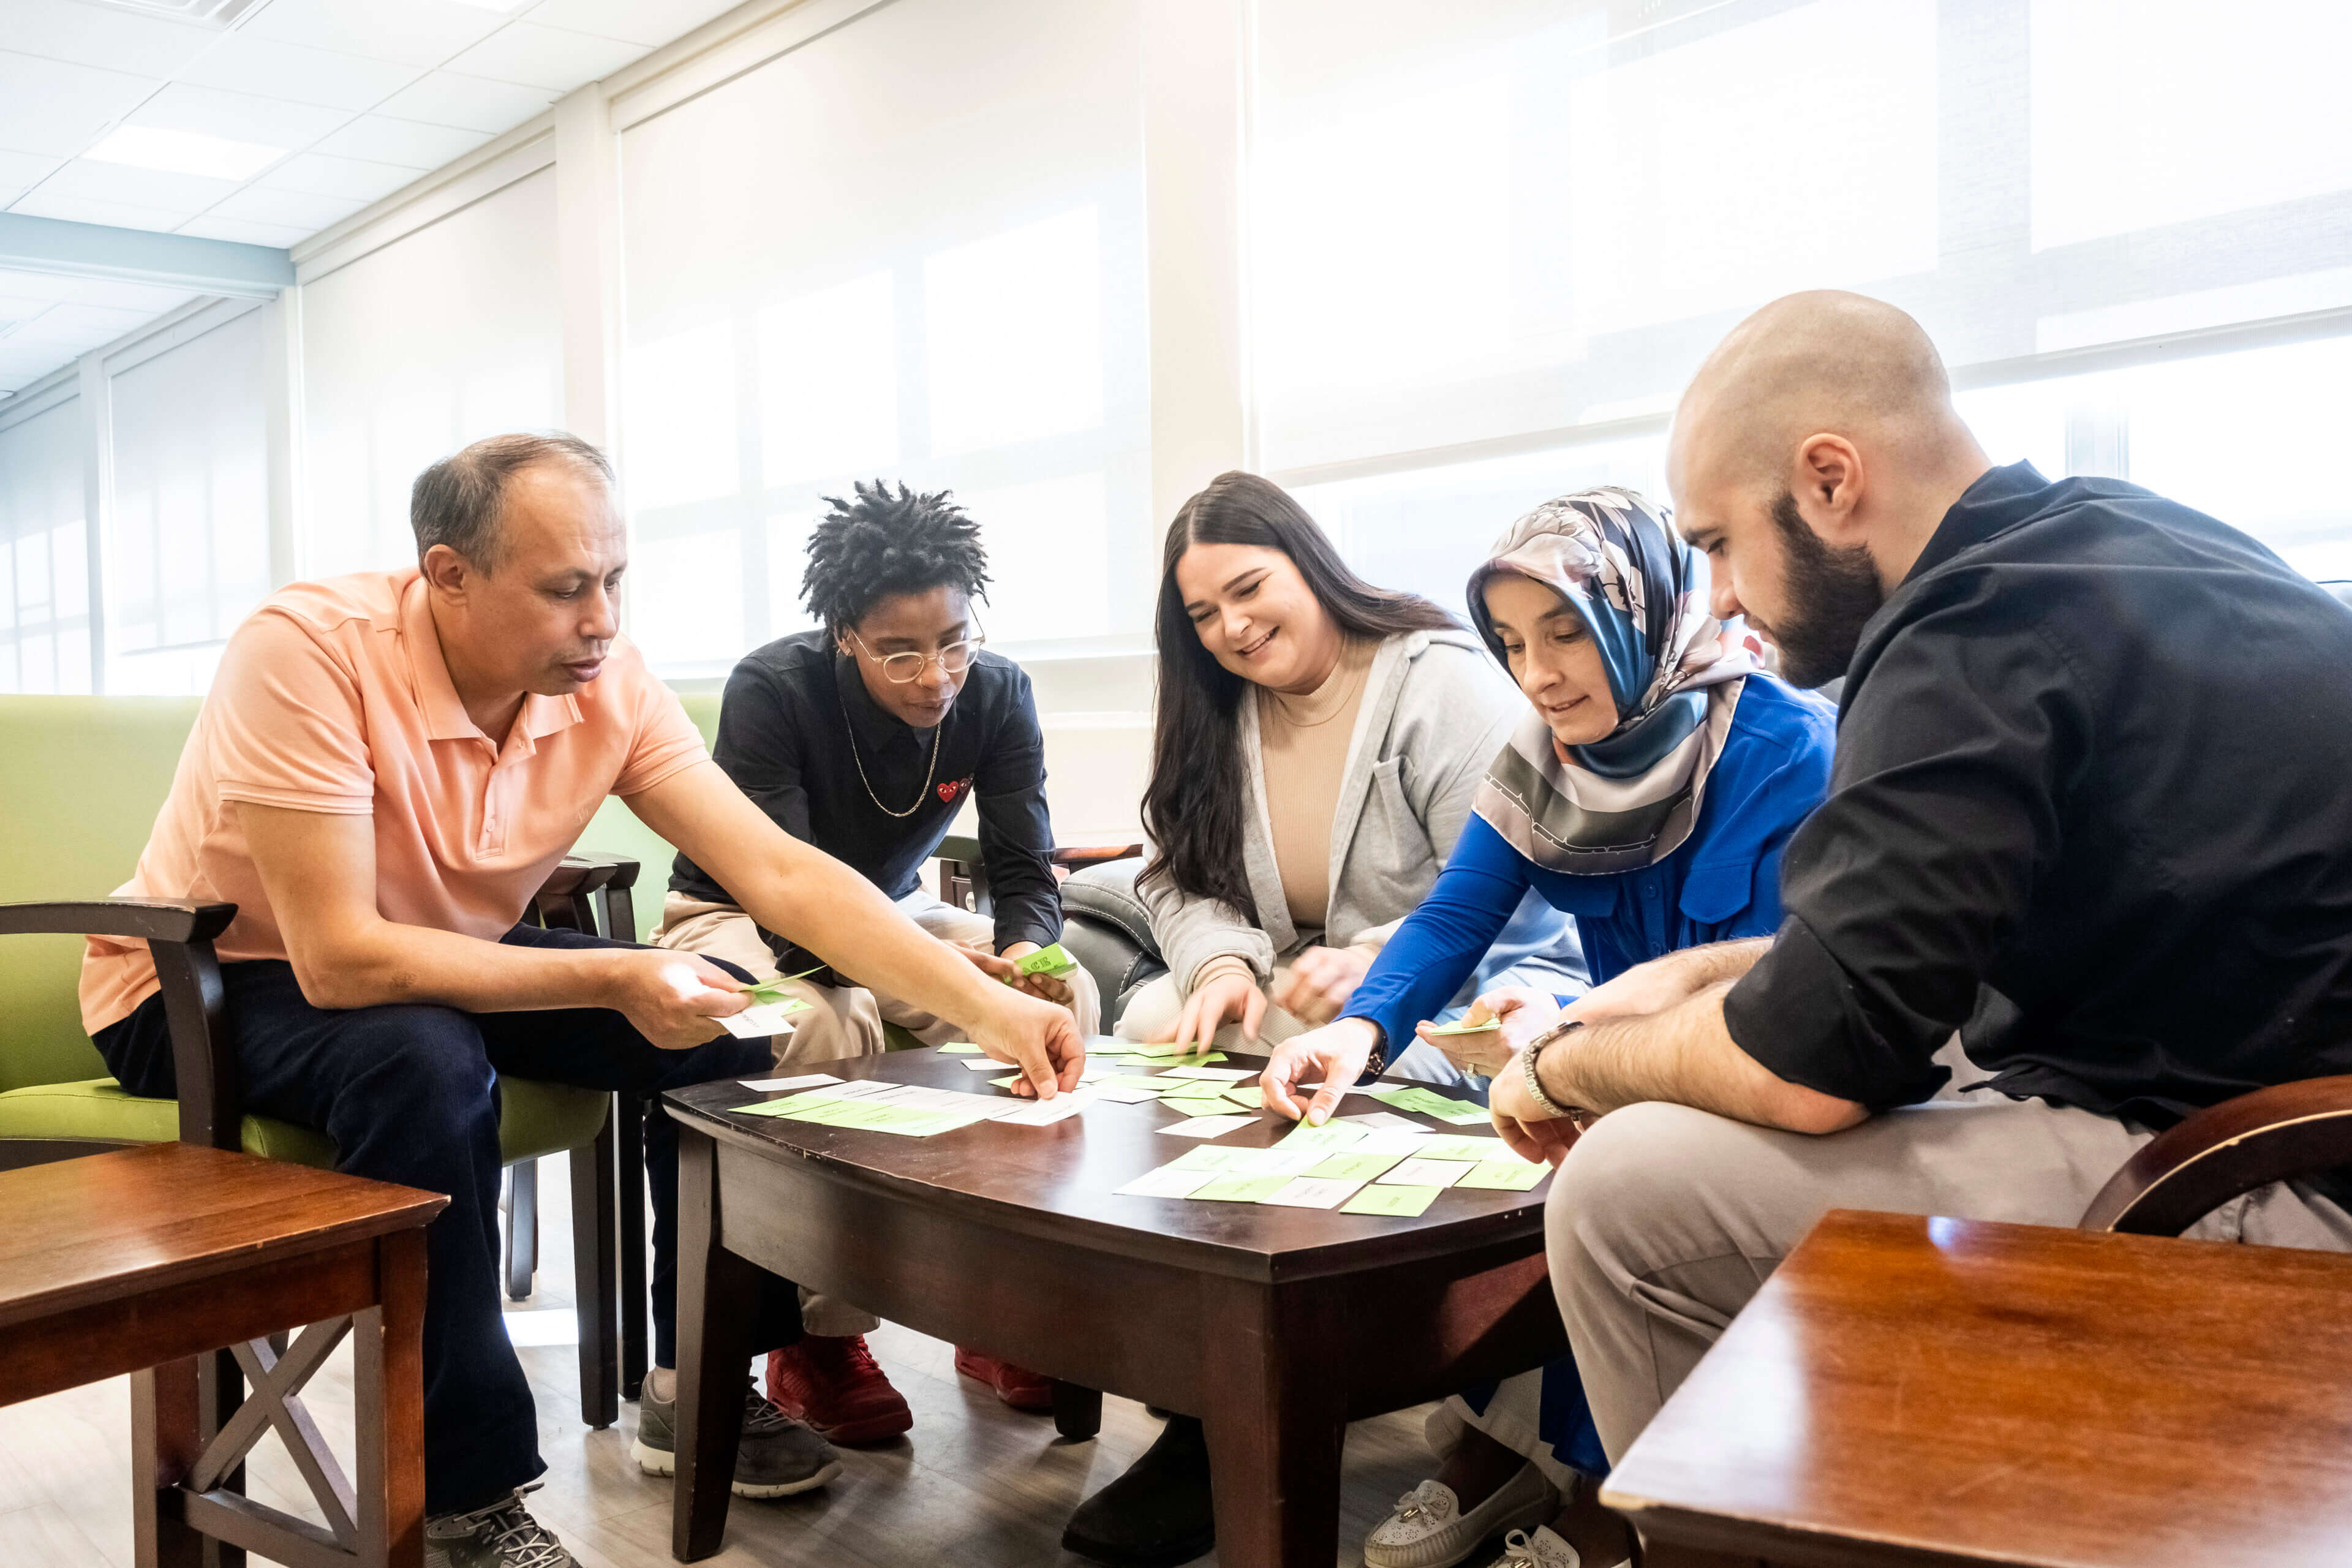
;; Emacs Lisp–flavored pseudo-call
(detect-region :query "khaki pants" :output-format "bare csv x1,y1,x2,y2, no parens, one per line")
650,888,1102,1336
1548,1077,2352,1464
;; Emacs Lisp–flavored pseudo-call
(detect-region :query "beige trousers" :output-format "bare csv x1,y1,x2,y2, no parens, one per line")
1548,1079,2352,1465
650,888,1102,1337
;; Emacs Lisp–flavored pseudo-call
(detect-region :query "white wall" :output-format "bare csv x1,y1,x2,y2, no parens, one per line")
10,0,2352,834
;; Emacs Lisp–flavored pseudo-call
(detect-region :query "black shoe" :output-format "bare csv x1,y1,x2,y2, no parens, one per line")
1063,1415,1214,1567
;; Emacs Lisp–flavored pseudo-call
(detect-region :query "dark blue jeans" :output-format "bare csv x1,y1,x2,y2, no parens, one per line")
93,922,804,1513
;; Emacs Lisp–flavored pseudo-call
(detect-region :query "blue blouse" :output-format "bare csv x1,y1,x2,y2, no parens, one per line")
1344,676,1836,1049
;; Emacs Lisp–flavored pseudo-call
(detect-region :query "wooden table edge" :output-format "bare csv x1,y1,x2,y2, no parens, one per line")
1600,1493,2065,1568
0,1191,446,1328
673,1095,1549,1286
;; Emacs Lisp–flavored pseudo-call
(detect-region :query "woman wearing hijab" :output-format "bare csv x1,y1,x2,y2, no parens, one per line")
1263,486,1836,1568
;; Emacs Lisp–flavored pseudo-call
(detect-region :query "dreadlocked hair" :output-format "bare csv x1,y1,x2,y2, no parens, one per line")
801,479,992,631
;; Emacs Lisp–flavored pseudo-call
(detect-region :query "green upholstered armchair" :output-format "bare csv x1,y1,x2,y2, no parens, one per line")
0,696,643,1427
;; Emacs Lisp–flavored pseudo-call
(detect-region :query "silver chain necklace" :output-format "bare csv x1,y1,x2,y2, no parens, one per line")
838,686,944,818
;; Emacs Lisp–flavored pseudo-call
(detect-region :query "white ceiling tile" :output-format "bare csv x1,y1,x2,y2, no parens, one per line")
309,115,494,171
29,158,240,219
0,50,164,159
258,151,419,204
522,0,746,49
203,186,367,230
66,276,201,313
0,295,51,326
374,70,557,135
0,151,60,187
170,32,428,113
126,83,350,150
0,270,94,306
243,0,510,68
7,189,190,233
10,300,158,344
178,214,311,247
447,20,646,92
0,0,222,78
0,344,79,392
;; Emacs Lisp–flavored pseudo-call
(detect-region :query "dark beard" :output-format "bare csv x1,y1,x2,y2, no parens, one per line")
1765,489,1885,688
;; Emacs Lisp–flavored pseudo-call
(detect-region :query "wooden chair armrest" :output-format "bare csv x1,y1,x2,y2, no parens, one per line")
1050,843,1145,871
0,899,235,944
0,899,240,1152
2078,1074,2352,1235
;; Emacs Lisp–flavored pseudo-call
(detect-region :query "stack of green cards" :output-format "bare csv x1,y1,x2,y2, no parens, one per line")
1366,1085,1494,1126
1422,1017,1501,1036
1006,942,1079,981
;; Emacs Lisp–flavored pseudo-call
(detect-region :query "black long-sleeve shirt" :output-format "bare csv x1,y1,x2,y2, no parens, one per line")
1725,462,2352,1128
669,631,1062,978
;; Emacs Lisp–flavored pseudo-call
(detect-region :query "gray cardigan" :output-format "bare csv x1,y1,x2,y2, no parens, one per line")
1137,628,1584,1003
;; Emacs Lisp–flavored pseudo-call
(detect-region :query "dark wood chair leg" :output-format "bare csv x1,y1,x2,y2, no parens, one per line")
503,1161,538,1301
1049,1380,1101,1441
1199,1277,1348,1568
674,1127,759,1562
355,1229,428,1568
571,1110,619,1429
617,1093,647,1401
132,1359,206,1568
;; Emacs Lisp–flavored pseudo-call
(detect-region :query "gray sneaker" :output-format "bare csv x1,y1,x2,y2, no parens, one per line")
423,1482,576,1568
633,1378,844,1498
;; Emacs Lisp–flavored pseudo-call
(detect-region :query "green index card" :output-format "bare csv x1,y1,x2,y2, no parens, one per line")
1222,1084,1267,1109
1163,1096,1243,1118
1278,1121,1367,1152
1341,1184,1441,1217
1098,1074,1178,1093
1306,1152,1407,1182
1417,1135,1510,1163
1457,1161,1548,1191
1192,1174,1291,1203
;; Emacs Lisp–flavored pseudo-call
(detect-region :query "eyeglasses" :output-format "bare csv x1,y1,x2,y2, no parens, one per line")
846,625,987,684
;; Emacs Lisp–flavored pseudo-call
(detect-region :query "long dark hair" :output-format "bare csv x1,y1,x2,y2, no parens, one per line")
1141,472,1457,921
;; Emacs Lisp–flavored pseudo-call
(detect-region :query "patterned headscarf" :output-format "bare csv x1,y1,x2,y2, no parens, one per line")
1467,486,1759,873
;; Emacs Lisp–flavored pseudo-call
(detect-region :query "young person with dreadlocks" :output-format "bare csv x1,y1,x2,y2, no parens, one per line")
650,478,1098,1443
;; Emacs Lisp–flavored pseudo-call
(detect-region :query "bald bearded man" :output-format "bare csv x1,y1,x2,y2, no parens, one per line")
1487,291,2352,1463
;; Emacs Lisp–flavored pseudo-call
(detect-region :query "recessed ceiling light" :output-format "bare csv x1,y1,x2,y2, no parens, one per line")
85,126,288,183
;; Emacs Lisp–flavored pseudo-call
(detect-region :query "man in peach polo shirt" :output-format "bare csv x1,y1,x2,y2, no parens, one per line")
80,433,1085,1568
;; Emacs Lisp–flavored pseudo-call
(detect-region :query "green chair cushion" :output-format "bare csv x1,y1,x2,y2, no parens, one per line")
0,1076,609,1169
0,1079,336,1165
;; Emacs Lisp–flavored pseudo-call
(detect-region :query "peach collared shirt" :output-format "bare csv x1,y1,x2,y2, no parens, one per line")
80,568,708,1035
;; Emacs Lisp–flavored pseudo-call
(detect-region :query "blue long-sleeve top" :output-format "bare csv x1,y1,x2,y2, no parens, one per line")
1344,675,1837,1050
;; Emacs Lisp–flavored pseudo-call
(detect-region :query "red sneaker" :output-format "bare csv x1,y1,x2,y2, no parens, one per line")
953,1347,1054,1412
764,1335,912,1445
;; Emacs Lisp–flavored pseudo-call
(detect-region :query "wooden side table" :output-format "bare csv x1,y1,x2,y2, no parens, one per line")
1604,1208,2352,1567
0,1144,446,1568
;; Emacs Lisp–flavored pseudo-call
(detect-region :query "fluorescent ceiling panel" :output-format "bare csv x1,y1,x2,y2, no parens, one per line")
85,124,288,181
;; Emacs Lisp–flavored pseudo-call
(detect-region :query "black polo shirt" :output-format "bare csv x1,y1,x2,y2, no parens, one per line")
669,630,1062,978
1725,461,2352,1127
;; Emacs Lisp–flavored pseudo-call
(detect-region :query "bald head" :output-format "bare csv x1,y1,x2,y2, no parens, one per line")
1672,291,1972,497
1666,292,1992,688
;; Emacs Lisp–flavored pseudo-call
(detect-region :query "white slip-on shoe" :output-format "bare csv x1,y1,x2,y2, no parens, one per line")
1496,1525,1581,1568
1362,1463,1558,1568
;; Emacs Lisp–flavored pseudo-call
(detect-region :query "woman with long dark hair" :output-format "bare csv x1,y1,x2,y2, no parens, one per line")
1063,472,1583,1567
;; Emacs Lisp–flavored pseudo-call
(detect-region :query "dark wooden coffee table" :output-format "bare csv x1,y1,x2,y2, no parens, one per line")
1603,1208,2352,1567
663,1046,1566,1566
